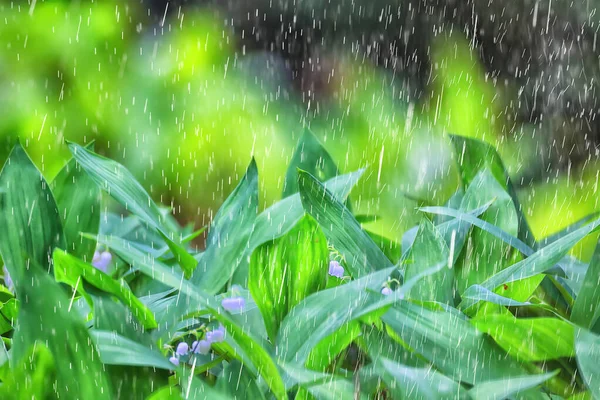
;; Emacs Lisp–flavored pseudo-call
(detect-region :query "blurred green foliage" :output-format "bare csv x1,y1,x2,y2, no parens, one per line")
1,0,599,257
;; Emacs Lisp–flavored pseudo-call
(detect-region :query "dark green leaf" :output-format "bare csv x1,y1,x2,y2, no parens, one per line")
68,143,196,278
193,159,258,293
572,239,600,329
468,371,558,400
91,330,174,370
283,129,339,198
375,357,463,400
94,234,287,399
0,144,66,284
53,249,157,329
12,266,112,398
404,218,453,303
382,302,526,384
297,170,393,278
575,329,600,399
51,141,101,262
449,134,536,248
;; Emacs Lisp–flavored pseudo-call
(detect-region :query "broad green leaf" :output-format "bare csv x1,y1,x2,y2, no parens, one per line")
468,371,558,400
249,215,327,340
297,170,393,278
276,267,394,367
0,144,66,284
91,330,174,370
472,315,575,361
68,143,196,278
460,216,600,309
53,249,157,329
250,169,364,251
357,324,425,369
193,159,258,293
91,291,151,346
276,263,447,370
382,302,526,384
449,134,536,248
0,344,55,399
282,364,360,400
365,230,403,264
575,329,600,399
375,357,463,400
12,266,112,399
305,320,362,371
405,218,453,303
94,234,287,399
283,129,339,197
462,285,532,307
572,239,600,329
216,360,266,400
421,205,532,256
179,368,230,400
455,169,519,293
51,141,101,262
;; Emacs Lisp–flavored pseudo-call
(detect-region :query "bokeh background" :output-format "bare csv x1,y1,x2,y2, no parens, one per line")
1,1,599,258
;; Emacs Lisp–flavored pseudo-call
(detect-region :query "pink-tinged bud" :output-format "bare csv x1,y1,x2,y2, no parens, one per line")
221,297,245,312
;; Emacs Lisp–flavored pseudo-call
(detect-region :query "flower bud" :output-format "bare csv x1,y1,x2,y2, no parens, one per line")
328,260,344,278
381,287,392,296
176,342,189,356
194,339,211,355
221,297,245,312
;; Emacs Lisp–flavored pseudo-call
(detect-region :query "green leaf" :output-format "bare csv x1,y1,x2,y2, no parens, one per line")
216,360,266,400
53,249,157,329
276,263,448,371
249,215,328,340
572,239,600,329
68,142,196,278
276,267,394,368
472,315,575,361
421,205,532,257
250,169,364,251
12,266,112,399
0,343,56,399
404,218,453,303
455,169,519,293
468,371,558,400
51,141,101,262
193,159,258,293
91,330,174,370
94,234,287,400
449,134,536,248
382,302,526,384
297,170,393,278
462,285,532,307
575,329,600,399
375,357,463,400
0,144,66,284
283,129,339,198
460,216,600,309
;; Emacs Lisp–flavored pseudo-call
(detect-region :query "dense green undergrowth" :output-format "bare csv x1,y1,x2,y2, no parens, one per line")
0,131,599,399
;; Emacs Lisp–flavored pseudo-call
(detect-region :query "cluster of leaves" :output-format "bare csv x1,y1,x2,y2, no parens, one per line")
0,131,599,399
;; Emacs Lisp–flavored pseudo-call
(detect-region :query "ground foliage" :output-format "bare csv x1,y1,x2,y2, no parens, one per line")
0,131,599,399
